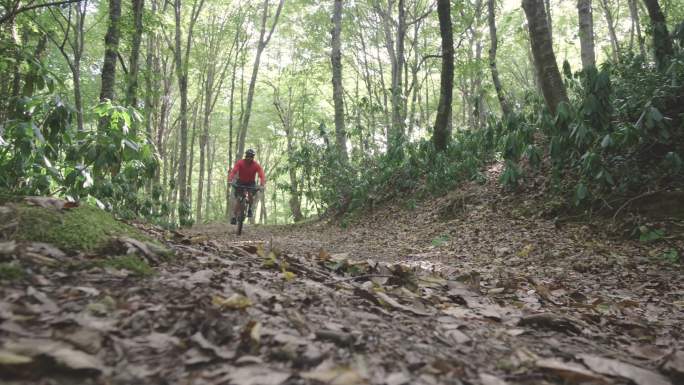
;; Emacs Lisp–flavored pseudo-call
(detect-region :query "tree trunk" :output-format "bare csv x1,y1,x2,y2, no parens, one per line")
577,0,596,69
236,0,284,161
196,64,212,223
174,0,189,224
642,0,673,69
598,0,621,62
488,0,511,116
433,0,453,152
126,0,144,107
99,0,121,106
627,0,646,59
205,136,215,220
628,0,646,57
331,0,348,164
174,0,204,225
226,54,238,219
522,0,568,115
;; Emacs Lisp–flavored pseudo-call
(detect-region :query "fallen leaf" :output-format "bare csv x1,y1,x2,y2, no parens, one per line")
374,290,432,316
518,313,581,334
2,338,103,375
0,241,17,255
385,371,411,385
536,358,608,384
24,196,76,210
663,350,684,381
478,373,509,385
218,365,291,385
300,366,367,385
578,354,671,385
0,350,32,365
213,294,252,310
444,329,471,345
190,332,235,360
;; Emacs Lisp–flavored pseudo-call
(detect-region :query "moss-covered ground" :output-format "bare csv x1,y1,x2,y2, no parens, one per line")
12,204,152,253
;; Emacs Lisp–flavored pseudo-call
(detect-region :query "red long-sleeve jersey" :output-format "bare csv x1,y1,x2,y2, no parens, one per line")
228,159,266,185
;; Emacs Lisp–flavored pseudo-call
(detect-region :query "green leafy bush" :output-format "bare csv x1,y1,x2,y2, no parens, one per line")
500,50,684,209
0,62,166,222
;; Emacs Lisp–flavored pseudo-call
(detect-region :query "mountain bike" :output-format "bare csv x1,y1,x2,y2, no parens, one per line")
232,183,260,235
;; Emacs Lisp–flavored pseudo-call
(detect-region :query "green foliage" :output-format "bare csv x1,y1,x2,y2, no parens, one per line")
638,226,665,243
431,234,450,247
0,59,164,222
293,124,498,213
500,50,684,208
660,248,680,263
0,262,25,281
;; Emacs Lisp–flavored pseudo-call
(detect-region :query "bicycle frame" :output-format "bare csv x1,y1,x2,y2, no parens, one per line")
233,184,259,235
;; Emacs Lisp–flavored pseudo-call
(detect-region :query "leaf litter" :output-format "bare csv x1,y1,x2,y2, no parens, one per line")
0,174,683,384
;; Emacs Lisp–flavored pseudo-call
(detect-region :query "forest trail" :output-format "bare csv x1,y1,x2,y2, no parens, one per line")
180,165,683,385
2,168,683,385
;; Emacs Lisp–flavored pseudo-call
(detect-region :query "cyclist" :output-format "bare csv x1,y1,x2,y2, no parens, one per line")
228,148,266,225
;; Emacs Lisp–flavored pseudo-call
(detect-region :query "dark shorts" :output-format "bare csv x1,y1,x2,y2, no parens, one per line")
233,182,257,198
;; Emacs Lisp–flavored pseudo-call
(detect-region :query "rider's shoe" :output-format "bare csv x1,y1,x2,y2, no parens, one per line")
247,209,253,217
230,217,236,225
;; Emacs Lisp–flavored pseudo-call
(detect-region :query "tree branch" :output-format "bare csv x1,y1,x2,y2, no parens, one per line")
1,0,84,24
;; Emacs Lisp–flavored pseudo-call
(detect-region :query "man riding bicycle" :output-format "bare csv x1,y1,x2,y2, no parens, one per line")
228,149,266,225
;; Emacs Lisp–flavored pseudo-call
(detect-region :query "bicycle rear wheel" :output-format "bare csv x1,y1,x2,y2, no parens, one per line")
237,214,244,235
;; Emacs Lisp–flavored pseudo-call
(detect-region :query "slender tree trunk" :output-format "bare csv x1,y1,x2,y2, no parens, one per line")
99,0,121,106
174,0,190,224
488,0,511,116
331,0,348,164
598,0,621,62
236,0,284,160
642,0,673,69
577,0,596,69
522,0,569,115
205,137,215,220
126,0,144,107
174,0,204,225
628,0,646,57
433,0,453,152
196,64,212,223
226,56,238,219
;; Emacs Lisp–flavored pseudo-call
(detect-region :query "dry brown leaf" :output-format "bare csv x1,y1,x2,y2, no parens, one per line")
24,196,77,210
663,350,684,381
374,290,433,316
578,354,671,385
213,293,252,310
190,332,235,360
218,365,291,385
300,366,368,385
478,373,509,385
3,338,103,375
536,358,608,384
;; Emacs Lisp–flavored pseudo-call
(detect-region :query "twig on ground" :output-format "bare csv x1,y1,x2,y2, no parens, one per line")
325,274,394,284
612,189,664,224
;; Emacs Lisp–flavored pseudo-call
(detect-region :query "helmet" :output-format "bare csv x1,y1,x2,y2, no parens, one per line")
245,149,256,158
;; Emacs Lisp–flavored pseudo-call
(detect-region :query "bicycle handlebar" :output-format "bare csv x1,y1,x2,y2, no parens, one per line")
231,182,263,191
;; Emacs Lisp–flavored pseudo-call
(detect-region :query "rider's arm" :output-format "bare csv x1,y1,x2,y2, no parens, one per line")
228,160,241,182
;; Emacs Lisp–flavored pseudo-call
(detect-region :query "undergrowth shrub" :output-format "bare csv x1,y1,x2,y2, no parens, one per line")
0,54,170,226
500,50,684,209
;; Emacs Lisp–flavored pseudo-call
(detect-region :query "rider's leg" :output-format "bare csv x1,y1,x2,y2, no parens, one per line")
231,188,240,224
246,191,253,217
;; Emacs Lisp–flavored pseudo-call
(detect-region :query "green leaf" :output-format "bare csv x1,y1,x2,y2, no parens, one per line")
601,134,613,148
575,183,588,204
639,226,664,243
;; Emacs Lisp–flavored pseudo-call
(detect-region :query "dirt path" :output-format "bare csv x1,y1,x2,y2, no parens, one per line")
1,175,683,384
